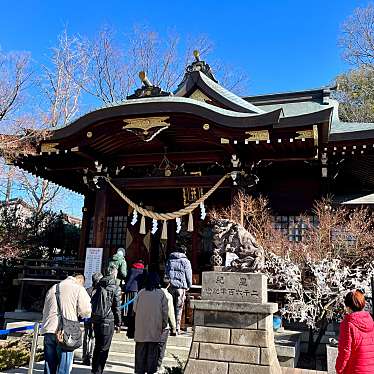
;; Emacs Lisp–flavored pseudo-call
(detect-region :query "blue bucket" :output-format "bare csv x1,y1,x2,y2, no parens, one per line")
273,315,282,331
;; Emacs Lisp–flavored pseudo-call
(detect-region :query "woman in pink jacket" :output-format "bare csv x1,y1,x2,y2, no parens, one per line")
336,289,374,374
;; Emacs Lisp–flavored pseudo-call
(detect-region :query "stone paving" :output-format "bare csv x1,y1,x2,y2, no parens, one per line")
282,369,326,374
4,362,328,373
3,361,134,373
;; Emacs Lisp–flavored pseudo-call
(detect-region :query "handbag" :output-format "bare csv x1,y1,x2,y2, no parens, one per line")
55,283,82,352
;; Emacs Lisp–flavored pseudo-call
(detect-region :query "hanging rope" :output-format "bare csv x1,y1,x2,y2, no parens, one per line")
104,173,231,221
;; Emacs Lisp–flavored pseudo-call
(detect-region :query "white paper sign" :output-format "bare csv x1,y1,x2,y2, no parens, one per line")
225,252,239,267
84,247,103,288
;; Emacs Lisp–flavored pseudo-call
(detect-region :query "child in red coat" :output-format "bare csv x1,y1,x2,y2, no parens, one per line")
336,289,374,374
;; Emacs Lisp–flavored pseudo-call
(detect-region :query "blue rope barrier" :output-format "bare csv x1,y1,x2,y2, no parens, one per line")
0,297,137,333
82,295,137,322
0,324,35,336
120,295,137,310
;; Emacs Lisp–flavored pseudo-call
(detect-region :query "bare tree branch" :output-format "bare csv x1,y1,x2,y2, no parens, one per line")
39,29,88,127
340,3,374,68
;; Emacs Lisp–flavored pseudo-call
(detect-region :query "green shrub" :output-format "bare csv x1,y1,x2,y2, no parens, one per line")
0,336,43,371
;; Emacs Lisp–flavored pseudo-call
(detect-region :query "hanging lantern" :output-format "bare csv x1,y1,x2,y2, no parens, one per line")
131,210,138,225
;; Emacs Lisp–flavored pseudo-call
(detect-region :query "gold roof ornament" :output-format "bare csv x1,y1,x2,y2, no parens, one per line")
295,125,318,146
127,71,171,99
295,129,314,140
41,142,59,153
193,50,200,62
123,116,170,142
245,130,270,142
139,71,152,87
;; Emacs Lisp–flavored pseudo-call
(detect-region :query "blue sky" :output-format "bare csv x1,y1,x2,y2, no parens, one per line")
0,0,369,216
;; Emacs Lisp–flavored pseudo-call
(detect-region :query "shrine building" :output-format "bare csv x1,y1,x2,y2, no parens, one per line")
11,52,374,273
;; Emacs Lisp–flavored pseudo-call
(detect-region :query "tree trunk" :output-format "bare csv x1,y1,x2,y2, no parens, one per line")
307,314,329,356
307,326,314,358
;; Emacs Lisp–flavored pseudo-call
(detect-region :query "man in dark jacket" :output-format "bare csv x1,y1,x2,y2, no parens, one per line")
91,266,122,374
83,272,103,366
165,245,192,334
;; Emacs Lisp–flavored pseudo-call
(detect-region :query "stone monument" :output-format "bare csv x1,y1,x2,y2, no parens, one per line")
184,271,281,374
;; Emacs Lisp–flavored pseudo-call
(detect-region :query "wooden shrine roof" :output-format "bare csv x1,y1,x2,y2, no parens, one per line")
8,54,374,194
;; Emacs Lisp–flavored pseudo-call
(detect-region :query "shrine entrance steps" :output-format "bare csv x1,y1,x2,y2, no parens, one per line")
3,329,192,374
74,328,192,371
3,328,327,373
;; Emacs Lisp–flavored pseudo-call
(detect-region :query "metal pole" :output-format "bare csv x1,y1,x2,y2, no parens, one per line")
28,322,39,374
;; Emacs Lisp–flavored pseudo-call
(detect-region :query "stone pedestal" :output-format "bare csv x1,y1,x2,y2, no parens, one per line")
184,272,281,374
327,345,338,373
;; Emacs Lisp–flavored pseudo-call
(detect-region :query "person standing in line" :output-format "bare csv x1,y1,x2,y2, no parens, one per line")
107,248,127,285
157,277,177,372
134,272,168,374
124,259,146,339
165,245,192,334
41,274,91,374
91,266,122,374
336,289,374,374
82,272,103,366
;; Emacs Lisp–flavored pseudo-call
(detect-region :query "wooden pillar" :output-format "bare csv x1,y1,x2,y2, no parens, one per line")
167,219,176,254
92,186,109,266
78,193,94,260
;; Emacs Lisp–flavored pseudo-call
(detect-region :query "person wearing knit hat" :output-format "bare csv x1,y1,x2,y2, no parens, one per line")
82,272,103,366
107,248,127,283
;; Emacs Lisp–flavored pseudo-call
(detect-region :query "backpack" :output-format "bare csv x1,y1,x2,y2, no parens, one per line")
55,284,82,352
91,283,112,321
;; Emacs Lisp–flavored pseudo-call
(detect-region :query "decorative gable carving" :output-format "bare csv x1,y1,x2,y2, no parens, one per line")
123,116,170,142
189,89,211,103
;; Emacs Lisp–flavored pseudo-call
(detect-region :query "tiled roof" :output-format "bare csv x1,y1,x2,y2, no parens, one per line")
198,72,265,114
334,193,374,205
330,121,374,134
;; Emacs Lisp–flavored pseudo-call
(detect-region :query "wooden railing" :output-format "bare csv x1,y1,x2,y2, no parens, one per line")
0,258,85,311
4,257,84,280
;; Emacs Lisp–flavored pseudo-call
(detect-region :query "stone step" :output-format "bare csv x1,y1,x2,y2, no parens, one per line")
36,330,192,349
105,340,190,358
74,350,185,368
112,331,193,347
75,339,190,359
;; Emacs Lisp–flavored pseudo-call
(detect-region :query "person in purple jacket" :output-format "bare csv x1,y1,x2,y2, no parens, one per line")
165,245,192,334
